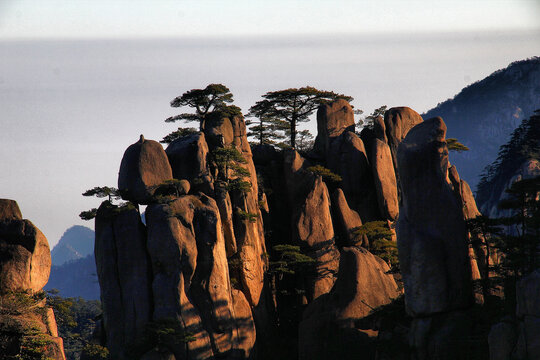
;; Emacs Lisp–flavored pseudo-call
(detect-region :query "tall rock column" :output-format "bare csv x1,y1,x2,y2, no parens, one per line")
0,199,66,360
397,117,473,359
284,150,340,301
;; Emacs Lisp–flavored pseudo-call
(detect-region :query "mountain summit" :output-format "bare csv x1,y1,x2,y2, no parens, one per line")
423,57,540,189
50,225,94,265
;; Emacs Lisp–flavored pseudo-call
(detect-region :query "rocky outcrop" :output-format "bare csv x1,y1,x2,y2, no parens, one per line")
118,135,173,204
384,106,423,174
0,199,66,360
514,270,540,359
313,99,355,156
331,189,366,247
0,200,51,293
284,150,340,301
369,139,398,220
299,246,399,360
166,132,213,194
146,195,254,359
95,201,152,359
204,114,267,307
397,117,473,359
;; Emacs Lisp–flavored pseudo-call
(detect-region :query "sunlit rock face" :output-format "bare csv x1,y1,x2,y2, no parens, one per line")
118,135,173,204
0,199,66,360
98,124,261,359
298,246,399,360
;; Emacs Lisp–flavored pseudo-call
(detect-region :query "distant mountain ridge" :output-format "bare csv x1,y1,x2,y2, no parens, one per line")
45,254,100,300
423,57,540,189
51,225,94,265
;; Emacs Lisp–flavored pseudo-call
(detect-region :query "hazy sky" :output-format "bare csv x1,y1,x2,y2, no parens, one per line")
1,0,539,39
1,1,539,247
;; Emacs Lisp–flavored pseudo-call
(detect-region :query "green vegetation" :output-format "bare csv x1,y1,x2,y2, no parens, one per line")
358,105,387,130
354,221,399,271
236,209,259,223
127,318,195,357
79,186,135,220
249,87,353,148
46,290,104,360
447,138,470,152
211,146,252,194
477,110,540,206
165,83,236,130
246,103,287,146
306,165,342,184
160,127,197,144
270,244,316,276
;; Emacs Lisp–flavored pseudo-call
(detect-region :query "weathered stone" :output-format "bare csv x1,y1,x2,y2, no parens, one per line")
299,247,399,360
219,115,267,307
384,106,423,173
331,189,366,247
166,132,213,194
327,131,380,222
0,199,22,221
313,99,355,156
397,117,472,316
118,135,173,204
333,247,400,323
146,194,253,359
372,115,387,143
370,139,399,220
95,202,152,359
231,289,256,359
284,150,340,301
215,187,237,257
0,215,51,293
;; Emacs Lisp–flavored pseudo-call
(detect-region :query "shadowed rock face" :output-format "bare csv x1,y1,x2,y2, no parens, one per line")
331,189,366,247
370,138,398,220
95,202,152,358
118,136,173,204
397,117,474,360
384,107,423,174
0,199,65,360
397,117,472,316
298,246,399,360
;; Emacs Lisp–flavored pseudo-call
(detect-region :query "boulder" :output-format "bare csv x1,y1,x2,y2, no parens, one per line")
331,189,366,247
118,135,173,204
94,202,152,359
313,99,355,156
299,247,399,360
0,202,51,293
166,132,214,194
369,139,399,220
333,247,400,323
384,106,423,173
0,201,65,360
0,199,22,221
397,117,472,317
